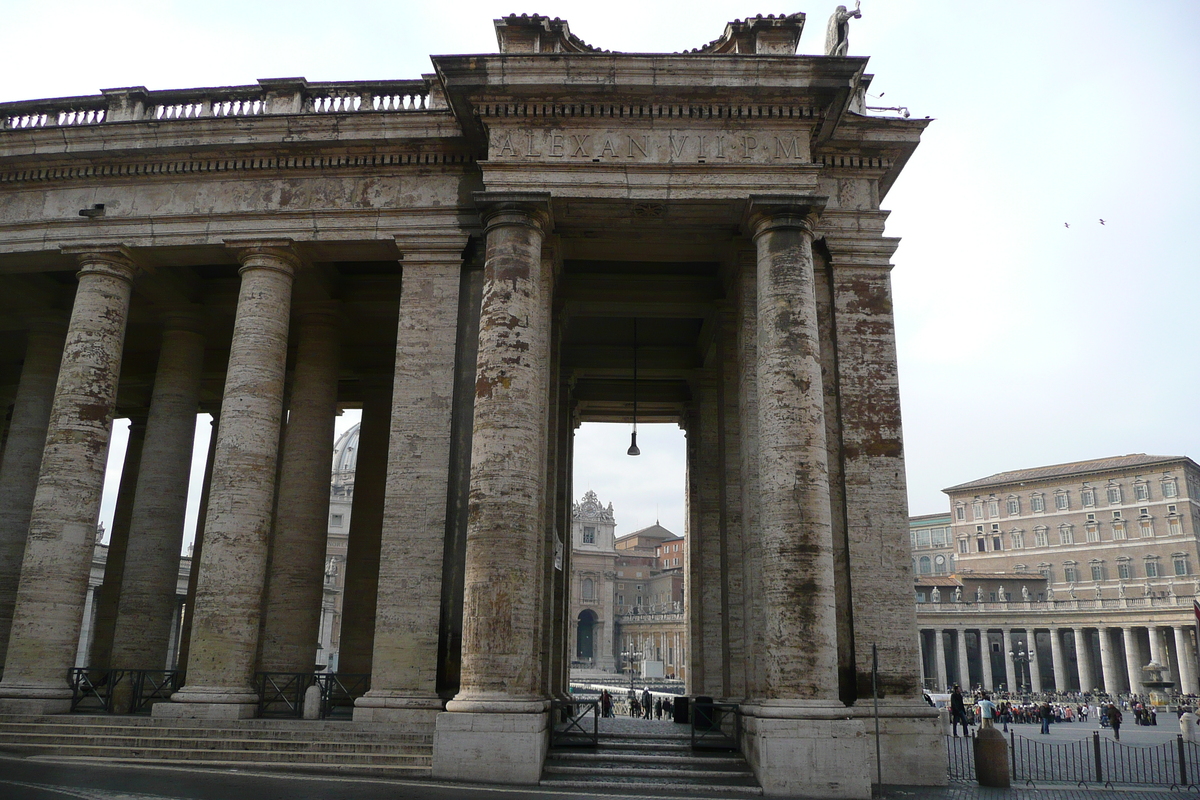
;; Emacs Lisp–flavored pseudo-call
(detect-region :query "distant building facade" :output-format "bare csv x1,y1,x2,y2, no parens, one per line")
569,490,619,671
915,454,1200,697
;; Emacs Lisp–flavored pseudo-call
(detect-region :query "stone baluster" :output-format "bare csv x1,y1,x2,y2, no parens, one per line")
435,194,553,784
0,320,66,668
1122,627,1143,695
357,233,467,724
1098,627,1119,695
111,314,206,670
156,241,297,719
1049,628,1067,693
1073,628,1095,694
258,304,340,673
0,246,139,713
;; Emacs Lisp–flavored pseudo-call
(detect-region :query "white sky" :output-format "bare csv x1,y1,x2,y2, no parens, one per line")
10,1,1194,541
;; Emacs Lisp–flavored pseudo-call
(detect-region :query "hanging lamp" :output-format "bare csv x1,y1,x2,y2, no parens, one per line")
627,318,641,456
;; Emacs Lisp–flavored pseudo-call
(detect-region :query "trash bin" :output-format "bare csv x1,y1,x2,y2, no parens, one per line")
693,695,714,731
673,695,689,724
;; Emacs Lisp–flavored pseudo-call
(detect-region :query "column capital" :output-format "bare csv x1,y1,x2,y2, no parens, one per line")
61,244,140,283
293,300,341,327
744,194,827,240
159,308,206,336
394,231,471,265
224,239,302,275
473,191,552,234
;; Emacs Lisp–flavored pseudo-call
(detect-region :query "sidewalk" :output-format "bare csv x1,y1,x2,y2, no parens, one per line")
886,783,1199,800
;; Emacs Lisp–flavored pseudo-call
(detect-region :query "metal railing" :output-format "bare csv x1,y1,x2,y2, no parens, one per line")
69,668,183,714
318,673,370,719
255,672,371,719
549,699,599,747
691,702,740,751
946,730,975,780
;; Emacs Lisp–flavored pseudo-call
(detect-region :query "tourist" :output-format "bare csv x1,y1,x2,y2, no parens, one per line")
1108,704,1123,741
642,688,653,719
950,684,970,736
976,692,997,728
1039,702,1053,735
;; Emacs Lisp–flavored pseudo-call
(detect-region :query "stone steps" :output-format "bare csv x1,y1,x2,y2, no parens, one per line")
0,714,433,776
541,731,760,795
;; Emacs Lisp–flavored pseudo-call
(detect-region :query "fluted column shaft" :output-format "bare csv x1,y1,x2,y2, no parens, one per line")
258,307,340,673
162,243,296,716
934,630,948,690
0,322,66,668
111,318,205,670
1174,627,1198,695
449,198,552,712
748,200,837,705
1027,630,1044,693
1098,627,1118,694
1050,628,1067,693
1122,627,1143,694
955,629,970,689
0,249,138,710
359,236,465,715
980,630,995,691
1073,628,1095,693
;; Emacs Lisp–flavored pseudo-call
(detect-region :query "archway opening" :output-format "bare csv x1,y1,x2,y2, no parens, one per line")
577,609,598,661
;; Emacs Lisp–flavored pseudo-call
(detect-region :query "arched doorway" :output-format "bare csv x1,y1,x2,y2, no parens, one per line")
577,609,597,661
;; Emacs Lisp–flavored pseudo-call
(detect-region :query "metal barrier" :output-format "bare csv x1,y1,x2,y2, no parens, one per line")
316,672,369,719
69,668,183,714
946,731,975,780
691,702,740,751
1009,730,1093,785
550,699,599,747
256,672,318,718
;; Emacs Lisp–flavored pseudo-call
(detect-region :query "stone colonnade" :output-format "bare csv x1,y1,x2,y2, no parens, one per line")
918,624,1200,696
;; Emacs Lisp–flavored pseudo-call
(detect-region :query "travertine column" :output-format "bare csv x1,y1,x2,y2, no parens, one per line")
1049,628,1067,693
735,251,764,704
258,305,340,673
1073,628,1095,693
1098,627,1119,694
955,630,970,689
448,196,551,709
0,321,66,668
88,417,146,668
747,198,838,707
0,247,138,712
175,415,218,673
1174,627,1198,695
917,633,927,688
436,194,552,785
1122,627,1143,695
1002,629,1018,692
978,631,994,691
934,630,949,690
357,234,465,722
1148,625,1166,666
1027,631,1044,693
111,316,205,670
158,242,296,719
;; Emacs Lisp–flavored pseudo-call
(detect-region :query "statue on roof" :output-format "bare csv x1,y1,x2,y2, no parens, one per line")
825,1,862,57
953,586,962,603
1021,585,1030,602
975,585,983,603
930,586,940,603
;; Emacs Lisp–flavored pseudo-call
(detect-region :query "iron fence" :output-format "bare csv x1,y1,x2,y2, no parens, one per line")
946,730,975,780
69,668,183,714
317,672,369,719
691,702,740,751
256,672,316,717
549,699,599,747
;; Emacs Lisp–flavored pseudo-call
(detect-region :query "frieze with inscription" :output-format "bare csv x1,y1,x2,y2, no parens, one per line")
489,127,812,164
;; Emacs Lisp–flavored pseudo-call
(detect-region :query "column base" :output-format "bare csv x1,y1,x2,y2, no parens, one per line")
850,698,947,787
152,685,259,719
353,691,442,729
432,709,549,784
0,683,73,715
741,702,871,798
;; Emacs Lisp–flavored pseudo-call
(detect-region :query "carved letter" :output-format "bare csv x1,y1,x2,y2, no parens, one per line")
697,136,708,159
599,138,618,158
773,137,799,159
627,135,649,159
527,130,540,157
716,136,727,159
741,135,758,158
570,135,591,157
497,133,518,157
669,135,690,160
550,133,565,157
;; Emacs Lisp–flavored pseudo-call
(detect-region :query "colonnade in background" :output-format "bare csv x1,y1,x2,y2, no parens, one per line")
918,624,1200,696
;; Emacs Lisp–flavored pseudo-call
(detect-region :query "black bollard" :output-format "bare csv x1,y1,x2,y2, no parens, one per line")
974,724,1010,788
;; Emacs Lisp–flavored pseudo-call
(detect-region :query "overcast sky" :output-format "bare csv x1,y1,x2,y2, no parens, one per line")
9,1,1194,541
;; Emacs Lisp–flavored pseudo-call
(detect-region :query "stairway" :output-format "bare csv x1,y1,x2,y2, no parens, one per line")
0,714,432,776
541,729,762,796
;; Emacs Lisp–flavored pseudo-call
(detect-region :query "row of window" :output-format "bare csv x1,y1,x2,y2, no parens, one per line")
1038,554,1190,582
915,553,954,575
910,526,952,549
956,476,1182,521
960,508,1187,553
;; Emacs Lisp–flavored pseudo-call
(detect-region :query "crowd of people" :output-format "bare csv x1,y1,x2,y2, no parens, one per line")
941,684,1173,741
596,688,675,720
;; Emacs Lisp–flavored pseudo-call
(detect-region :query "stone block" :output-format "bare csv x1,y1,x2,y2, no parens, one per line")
743,713,871,798
432,710,548,784
851,700,947,787
152,701,257,719
0,697,71,715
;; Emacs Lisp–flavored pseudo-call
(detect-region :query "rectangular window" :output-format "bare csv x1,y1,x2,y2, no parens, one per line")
976,538,986,552
956,505,966,520
1059,528,1073,545
973,502,984,520
992,536,1002,551
1091,564,1104,581
617,594,623,605
1112,523,1126,540
1034,529,1048,547
1146,561,1159,578
916,592,926,603
931,528,947,547
1082,488,1095,507
959,539,969,554
330,513,343,527
1169,518,1183,536
1163,480,1178,498
916,529,931,547
1011,531,1024,548
1031,495,1045,513
1086,524,1099,543
1175,557,1189,576
1064,566,1078,583
1007,497,1020,515
1041,567,1054,583
1140,521,1154,538
583,526,596,544
1055,493,1069,510
1135,483,1150,501
1117,562,1131,580
988,499,999,517
1107,486,1122,504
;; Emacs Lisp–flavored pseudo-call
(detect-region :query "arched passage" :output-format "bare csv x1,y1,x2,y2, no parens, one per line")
576,609,598,661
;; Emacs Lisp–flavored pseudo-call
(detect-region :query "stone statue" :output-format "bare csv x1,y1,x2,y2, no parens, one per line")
824,0,862,56
954,586,963,603
1021,585,1030,601
1118,582,1126,598
1094,582,1103,599
931,586,941,603
1193,578,1200,596
1046,584,1055,600
1068,583,1077,599
1167,583,1176,598
975,585,983,603
998,584,1006,602
1144,582,1153,597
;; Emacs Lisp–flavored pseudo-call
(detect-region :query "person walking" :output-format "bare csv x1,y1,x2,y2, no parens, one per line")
1108,704,1123,741
1040,701,1053,735
654,698,663,720
642,688,653,720
950,685,970,736
976,692,997,729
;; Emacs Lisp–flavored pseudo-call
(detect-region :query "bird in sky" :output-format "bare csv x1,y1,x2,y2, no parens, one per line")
1099,219,1106,225
1064,222,1070,228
